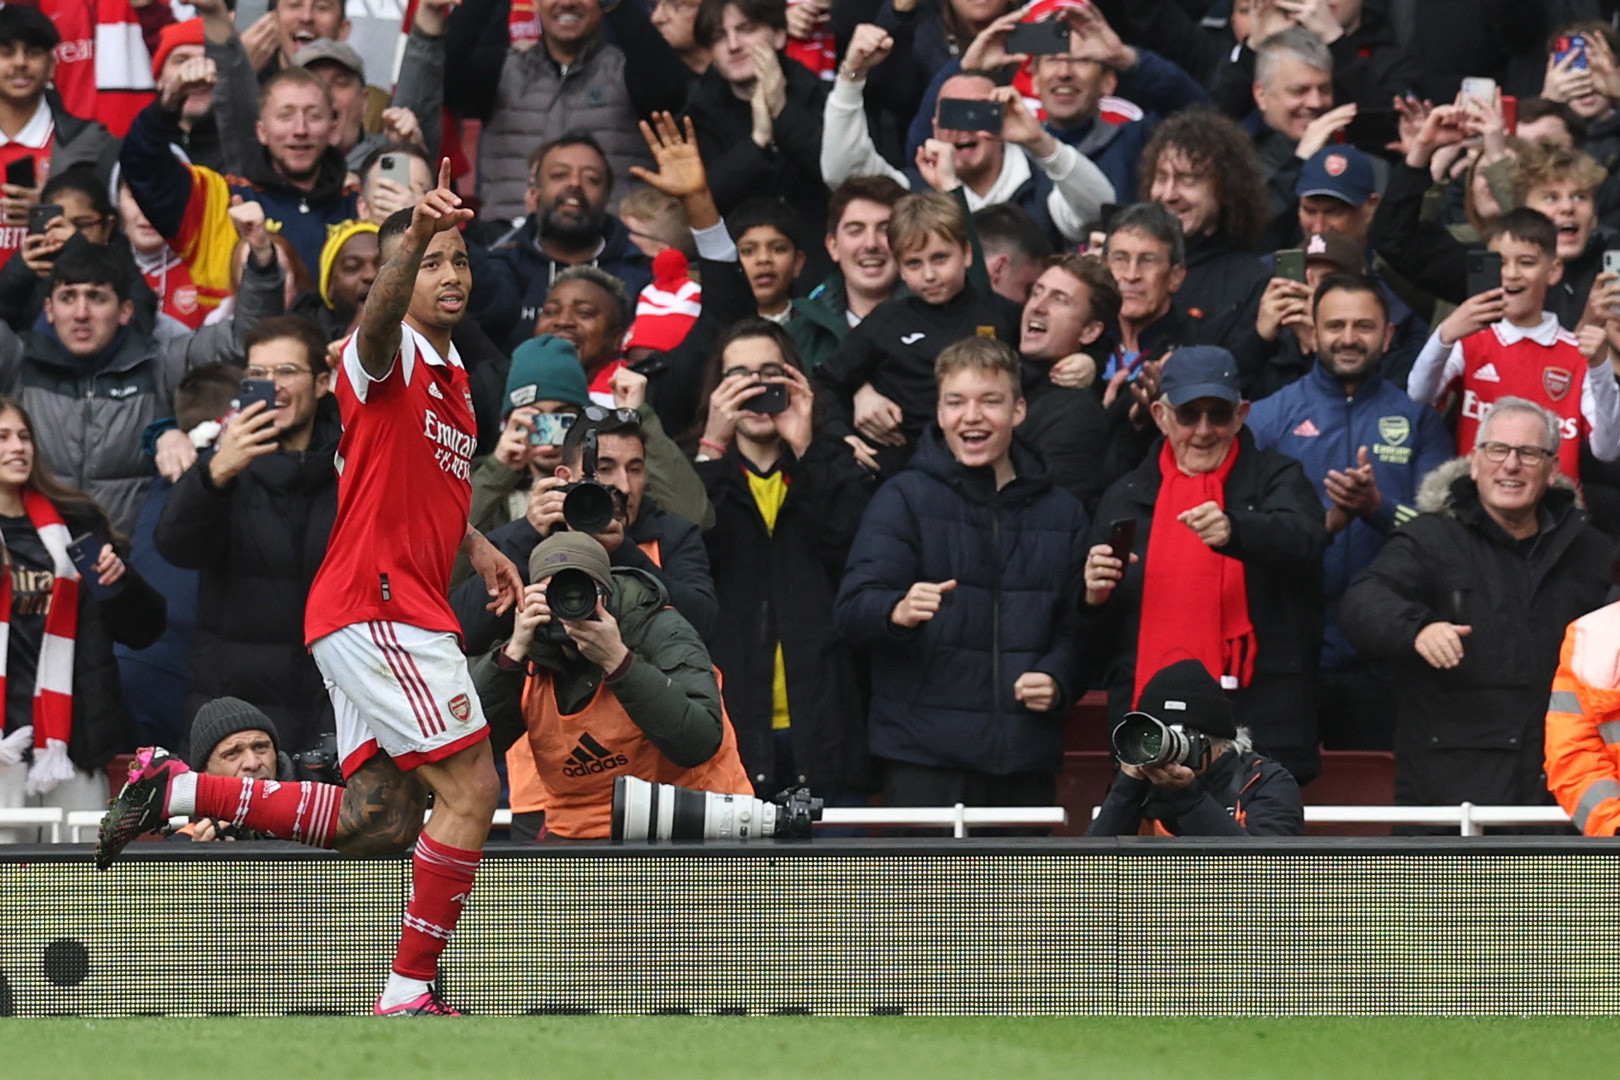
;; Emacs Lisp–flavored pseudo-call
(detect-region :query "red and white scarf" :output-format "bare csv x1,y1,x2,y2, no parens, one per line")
0,491,79,749
1134,438,1256,704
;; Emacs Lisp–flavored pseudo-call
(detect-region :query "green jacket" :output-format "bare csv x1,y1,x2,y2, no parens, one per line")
471,567,723,767
453,403,715,586
789,272,912,372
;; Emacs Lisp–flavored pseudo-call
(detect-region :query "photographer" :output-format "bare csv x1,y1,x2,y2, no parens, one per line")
471,533,751,840
1087,659,1304,838
175,697,297,843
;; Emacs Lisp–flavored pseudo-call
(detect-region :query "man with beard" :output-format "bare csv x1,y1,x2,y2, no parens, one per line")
1247,274,1450,750
118,59,359,299
492,132,652,349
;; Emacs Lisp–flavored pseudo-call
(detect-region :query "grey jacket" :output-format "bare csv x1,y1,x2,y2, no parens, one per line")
477,37,652,220
0,256,284,535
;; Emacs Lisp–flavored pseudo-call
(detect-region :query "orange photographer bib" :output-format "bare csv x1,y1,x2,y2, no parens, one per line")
518,669,752,839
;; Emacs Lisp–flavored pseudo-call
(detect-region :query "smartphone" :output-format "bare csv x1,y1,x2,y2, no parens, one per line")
746,381,789,415
528,412,576,447
1460,76,1497,104
1605,251,1620,313
1275,249,1306,284
237,377,278,414
937,97,1003,135
1107,518,1136,564
1005,19,1070,56
376,153,413,190
1465,250,1502,298
66,533,118,600
1340,108,1399,151
1554,33,1589,72
1501,94,1518,135
27,203,60,236
5,157,34,189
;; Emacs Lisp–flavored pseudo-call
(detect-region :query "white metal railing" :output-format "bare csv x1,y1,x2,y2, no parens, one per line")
1089,803,1575,836
41,803,1581,845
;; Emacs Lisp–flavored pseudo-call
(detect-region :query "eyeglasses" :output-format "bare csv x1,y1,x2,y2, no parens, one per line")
1173,401,1236,427
244,365,314,381
722,364,786,380
1477,441,1556,464
582,405,640,426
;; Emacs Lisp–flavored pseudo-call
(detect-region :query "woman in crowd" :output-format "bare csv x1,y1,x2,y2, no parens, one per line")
0,397,166,841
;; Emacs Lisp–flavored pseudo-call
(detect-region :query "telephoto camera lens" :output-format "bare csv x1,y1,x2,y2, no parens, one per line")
1110,714,1211,769
544,567,599,622
561,481,619,534
611,776,823,842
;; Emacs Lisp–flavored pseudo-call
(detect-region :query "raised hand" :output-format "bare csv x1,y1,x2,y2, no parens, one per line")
840,23,895,81
407,158,474,244
629,112,711,201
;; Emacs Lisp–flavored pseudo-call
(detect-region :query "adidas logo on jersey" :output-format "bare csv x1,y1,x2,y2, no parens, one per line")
428,382,445,399
1292,419,1321,437
561,732,629,778
1475,362,1501,383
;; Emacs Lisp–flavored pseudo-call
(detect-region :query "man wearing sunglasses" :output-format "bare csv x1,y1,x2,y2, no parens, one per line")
1082,344,1330,784
1342,397,1612,813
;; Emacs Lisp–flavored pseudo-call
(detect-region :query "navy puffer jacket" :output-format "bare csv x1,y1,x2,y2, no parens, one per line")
834,428,1089,776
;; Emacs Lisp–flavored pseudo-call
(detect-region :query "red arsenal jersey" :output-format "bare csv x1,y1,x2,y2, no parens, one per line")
1452,323,1588,478
305,325,475,645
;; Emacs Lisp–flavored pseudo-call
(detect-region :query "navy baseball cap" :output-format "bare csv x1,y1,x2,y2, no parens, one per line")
1158,346,1241,407
1295,146,1377,206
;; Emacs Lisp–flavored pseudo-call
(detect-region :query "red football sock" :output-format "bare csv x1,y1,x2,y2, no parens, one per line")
393,833,481,981
191,773,341,848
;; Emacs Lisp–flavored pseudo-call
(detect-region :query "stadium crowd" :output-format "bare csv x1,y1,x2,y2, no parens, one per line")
12,0,1620,844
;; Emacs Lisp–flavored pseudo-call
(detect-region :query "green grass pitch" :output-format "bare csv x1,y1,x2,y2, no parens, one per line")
12,1017,1620,1079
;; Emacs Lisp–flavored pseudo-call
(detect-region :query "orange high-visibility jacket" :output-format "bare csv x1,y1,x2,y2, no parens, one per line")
1545,604,1620,835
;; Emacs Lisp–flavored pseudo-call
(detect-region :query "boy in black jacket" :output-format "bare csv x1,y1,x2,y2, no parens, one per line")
813,191,1020,476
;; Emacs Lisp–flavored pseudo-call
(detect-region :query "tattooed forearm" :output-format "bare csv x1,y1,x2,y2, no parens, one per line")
334,755,429,857
356,236,427,378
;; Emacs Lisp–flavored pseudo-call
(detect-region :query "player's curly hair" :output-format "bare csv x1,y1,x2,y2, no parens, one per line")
1137,108,1269,251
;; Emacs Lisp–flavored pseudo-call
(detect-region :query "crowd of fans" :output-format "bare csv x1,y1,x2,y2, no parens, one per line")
11,0,1620,842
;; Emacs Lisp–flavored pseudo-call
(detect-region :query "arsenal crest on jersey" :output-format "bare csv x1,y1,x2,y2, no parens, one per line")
1544,367,1573,401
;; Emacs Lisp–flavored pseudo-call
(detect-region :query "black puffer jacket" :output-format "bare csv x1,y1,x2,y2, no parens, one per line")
152,399,340,759
698,441,875,794
1087,747,1305,837
1081,428,1329,782
834,428,1089,776
1340,460,1614,806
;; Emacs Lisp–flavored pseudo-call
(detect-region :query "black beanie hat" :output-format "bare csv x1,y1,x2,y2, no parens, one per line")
188,697,280,770
1131,659,1237,739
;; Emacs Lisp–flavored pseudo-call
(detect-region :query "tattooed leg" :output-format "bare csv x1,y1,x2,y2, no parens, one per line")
334,754,430,857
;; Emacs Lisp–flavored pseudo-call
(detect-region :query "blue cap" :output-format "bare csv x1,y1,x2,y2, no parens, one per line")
1295,146,1377,206
1158,346,1241,407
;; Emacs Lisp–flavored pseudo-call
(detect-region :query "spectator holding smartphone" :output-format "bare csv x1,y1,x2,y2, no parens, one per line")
152,315,340,763
691,319,874,799
0,396,165,842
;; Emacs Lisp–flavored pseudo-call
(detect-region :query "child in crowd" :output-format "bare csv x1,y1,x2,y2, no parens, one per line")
1407,207,1620,479
813,191,1020,475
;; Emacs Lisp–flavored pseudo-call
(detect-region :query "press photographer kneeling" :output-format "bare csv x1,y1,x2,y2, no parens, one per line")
1086,660,1304,837
471,532,753,840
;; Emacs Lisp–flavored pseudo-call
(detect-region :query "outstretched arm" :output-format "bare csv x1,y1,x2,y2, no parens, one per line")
356,158,473,378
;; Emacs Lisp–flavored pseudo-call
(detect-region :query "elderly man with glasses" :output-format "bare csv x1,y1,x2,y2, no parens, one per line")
1081,344,1330,784
1343,397,1613,812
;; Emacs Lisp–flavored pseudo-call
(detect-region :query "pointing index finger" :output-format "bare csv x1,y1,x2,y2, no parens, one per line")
437,156,453,191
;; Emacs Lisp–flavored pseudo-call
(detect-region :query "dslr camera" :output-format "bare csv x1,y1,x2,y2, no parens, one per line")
611,776,823,842
1110,713,1211,770
555,429,628,536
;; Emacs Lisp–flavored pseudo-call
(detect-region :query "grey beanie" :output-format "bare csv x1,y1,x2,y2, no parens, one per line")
188,697,280,770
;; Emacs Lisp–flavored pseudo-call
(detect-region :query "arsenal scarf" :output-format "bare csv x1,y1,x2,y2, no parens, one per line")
1133,439,1256,704
0,491,79,749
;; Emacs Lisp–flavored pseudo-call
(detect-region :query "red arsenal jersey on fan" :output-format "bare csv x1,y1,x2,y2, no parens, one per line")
305,325,475,645
1452,322,1589,478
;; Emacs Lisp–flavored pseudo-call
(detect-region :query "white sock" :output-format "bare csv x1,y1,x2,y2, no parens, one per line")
379,973,432,1009
167,772,197,817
